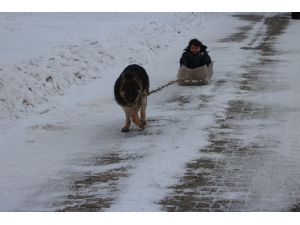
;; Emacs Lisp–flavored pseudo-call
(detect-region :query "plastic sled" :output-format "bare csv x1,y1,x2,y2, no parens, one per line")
177,62,213,86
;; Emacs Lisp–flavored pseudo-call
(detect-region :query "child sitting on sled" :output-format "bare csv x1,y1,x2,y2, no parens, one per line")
179,38,211,69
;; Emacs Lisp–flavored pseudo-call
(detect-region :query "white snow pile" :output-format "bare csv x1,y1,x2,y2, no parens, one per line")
0,13,220,121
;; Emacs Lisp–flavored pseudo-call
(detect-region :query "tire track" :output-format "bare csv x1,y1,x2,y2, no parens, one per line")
160,13,292,212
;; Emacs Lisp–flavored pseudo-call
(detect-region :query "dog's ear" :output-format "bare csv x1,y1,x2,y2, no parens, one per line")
120,73,126,85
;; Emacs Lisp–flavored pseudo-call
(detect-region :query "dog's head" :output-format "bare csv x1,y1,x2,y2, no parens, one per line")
120,72,142,104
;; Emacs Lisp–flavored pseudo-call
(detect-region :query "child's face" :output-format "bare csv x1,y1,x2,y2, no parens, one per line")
190,44,201,54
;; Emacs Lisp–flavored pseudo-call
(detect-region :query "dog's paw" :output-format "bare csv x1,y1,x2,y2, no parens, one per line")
139,124,145,130
121,127,130,132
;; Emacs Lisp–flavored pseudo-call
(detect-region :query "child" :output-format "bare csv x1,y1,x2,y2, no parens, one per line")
180,39,211,69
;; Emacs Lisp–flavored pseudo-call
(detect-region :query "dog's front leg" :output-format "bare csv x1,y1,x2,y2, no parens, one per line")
140,96,147,126
130,111,144,129
122,111,131,132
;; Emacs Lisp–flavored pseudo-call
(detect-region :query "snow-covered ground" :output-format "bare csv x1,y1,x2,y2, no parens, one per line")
243,18,300,211
0,12,299,212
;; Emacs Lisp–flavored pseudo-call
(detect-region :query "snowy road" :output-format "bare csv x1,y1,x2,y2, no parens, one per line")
0,13,299,212
161,14,300,211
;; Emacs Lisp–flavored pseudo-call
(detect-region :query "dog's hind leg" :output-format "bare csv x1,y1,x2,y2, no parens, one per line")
140,96,147,126
130,111,144,129
122,111,131,132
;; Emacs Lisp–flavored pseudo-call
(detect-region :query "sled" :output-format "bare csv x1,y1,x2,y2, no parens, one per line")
177,62,213,85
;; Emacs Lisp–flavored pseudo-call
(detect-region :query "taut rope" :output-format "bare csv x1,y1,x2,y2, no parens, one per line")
148,79,179,96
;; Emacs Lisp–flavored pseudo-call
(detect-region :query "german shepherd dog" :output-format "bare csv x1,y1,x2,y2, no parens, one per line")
114,64,149,132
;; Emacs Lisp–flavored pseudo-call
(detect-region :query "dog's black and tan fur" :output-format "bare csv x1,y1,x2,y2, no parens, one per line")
114,64,149,132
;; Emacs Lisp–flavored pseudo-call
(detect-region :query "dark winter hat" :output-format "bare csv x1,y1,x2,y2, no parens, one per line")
185,38,207,51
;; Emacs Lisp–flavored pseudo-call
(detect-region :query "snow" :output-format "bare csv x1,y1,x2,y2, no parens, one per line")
0,12,299,212
242,19,300,211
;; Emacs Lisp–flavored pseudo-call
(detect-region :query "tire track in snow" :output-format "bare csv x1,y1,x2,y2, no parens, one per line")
160,13,296,212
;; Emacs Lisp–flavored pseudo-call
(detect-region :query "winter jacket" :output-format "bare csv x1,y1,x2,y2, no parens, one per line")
180,50,211,69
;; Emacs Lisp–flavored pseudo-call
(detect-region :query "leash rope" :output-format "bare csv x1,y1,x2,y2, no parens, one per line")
148,79,179,96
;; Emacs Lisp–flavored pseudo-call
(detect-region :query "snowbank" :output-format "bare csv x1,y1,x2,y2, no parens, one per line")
0,13,231,122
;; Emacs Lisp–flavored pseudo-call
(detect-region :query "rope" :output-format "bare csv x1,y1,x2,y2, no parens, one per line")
148,79,179,96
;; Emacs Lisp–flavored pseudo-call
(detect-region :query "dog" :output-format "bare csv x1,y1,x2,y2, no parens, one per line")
114,64,149,132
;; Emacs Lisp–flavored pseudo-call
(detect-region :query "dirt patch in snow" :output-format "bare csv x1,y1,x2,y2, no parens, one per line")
55,152,143,212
